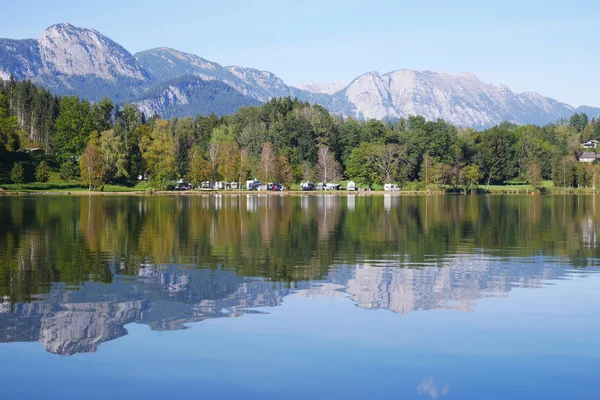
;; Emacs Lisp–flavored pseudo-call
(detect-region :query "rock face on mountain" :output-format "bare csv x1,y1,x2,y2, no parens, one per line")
135,47,221,83
134,75,261,118
0,23,148,101
1,23,598,126
39,23,147,81
298,80,346,95
338,70,578,126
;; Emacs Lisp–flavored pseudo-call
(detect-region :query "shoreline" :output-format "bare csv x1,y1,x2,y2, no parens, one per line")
0,189,444,196
1,188,600,196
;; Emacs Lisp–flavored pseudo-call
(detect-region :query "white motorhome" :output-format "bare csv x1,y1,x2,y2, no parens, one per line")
347,181,357,191
384,183,399,191
246,179,261,191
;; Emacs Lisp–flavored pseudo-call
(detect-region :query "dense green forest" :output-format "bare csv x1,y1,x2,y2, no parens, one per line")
2,77,600,190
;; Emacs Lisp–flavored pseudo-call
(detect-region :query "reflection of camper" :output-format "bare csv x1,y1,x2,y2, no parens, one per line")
246,196,258,212
246,179,261,191
347,181,357,191
347,195,356,211
301,195,311,209
384,183,399,191
384,194,400,211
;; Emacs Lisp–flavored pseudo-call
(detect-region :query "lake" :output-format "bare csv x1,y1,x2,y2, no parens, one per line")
0,194,599,400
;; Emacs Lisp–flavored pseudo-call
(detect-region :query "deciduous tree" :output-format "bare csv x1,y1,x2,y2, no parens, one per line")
462,165,480,193
140,120,176,189
259,142,278,182
316,145,341,183
186,146,212,187
80,132,104,190
99,129,128,184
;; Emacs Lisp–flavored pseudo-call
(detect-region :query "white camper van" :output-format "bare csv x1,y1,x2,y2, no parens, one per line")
246,179,261,191
347,181,357,191
384,183,399,191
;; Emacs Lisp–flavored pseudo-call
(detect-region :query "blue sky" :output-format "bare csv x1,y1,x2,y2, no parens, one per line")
1,0,599,107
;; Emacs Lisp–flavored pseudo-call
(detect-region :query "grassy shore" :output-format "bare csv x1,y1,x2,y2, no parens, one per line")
3,153,599,195
0,171,597,196
2,182,599,196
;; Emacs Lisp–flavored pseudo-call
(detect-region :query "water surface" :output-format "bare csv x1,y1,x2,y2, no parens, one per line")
0,194,599,399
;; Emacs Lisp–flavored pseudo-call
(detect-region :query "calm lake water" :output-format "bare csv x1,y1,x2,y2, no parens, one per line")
0,194,599,399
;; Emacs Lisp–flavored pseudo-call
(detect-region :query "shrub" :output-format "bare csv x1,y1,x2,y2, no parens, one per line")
35,160,50,182
60,159,78,183
10,162,24,184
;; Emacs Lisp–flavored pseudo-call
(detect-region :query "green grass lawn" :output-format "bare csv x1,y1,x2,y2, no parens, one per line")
0,151,151,193
479,181,554,193
0,181,149,192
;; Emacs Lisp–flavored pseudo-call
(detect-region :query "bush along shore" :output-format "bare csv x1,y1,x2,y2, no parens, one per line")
2,80,600,193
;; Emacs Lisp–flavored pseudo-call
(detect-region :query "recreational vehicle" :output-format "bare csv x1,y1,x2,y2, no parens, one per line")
246,179,261,191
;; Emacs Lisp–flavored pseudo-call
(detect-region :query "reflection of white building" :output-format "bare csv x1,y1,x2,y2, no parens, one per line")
301,195,311,210
581,217,597,247
347,195,356,212
214,194,222,211
384,194,399,212
246,195,258,213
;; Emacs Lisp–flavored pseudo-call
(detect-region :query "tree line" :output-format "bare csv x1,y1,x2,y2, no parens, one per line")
2,77,600,190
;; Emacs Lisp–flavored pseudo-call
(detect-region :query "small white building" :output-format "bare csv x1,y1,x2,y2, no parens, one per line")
246,179,260,190
582,140,599,149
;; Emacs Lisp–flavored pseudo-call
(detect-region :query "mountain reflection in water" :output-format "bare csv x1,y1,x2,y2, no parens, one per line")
0,194,599,355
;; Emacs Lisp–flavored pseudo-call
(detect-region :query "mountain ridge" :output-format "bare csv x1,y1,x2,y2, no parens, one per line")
0,23,598,126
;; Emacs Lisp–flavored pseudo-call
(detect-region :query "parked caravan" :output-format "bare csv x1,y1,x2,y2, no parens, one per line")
347,181,357,191
301,182,316,191
384,183,400,191
174,180,192,191
246,179,261,191
214,181,225,190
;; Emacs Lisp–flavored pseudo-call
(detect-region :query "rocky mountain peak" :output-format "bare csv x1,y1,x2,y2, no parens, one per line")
297,80,346,95
38,23,147,80
456,71,480,80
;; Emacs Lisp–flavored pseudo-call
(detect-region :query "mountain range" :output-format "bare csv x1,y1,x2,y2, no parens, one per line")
1,23,597,127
